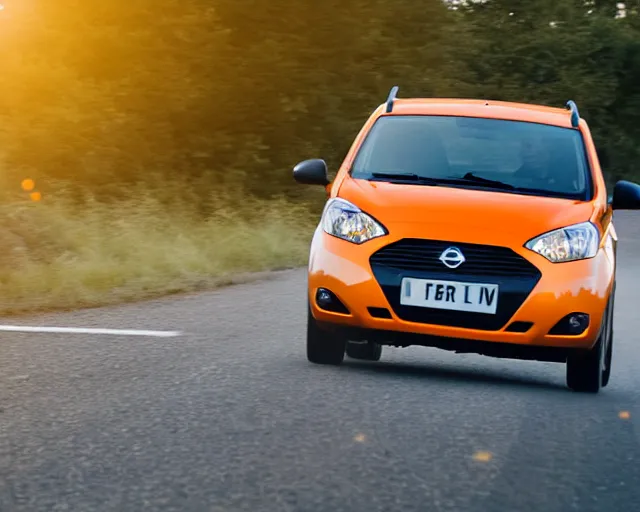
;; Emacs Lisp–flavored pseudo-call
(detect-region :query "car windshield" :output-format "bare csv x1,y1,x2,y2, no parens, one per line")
350,115,592,200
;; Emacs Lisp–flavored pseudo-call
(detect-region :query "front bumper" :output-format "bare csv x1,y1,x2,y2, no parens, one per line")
308,227,614,353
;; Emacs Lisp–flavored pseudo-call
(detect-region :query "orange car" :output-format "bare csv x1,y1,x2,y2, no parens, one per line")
293,86,640,393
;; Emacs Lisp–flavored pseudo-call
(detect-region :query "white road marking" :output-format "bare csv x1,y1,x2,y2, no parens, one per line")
0,325,181,337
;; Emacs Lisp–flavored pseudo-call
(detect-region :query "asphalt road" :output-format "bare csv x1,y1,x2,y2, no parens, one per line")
2,211,640,512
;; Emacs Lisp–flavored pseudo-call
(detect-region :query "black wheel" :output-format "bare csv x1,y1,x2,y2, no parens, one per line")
602,285,616,387
602,332,613,388
306,307,346,365
346,341,383,361
566,295,613,393
566,339,603,393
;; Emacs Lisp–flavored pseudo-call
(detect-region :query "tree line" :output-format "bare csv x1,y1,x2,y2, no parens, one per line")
1,0,638,201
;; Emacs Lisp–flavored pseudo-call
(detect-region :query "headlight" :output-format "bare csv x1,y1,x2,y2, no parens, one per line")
525,222,600,263
321,198,387,244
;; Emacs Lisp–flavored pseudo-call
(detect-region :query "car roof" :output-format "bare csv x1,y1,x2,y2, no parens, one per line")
378,98,577,129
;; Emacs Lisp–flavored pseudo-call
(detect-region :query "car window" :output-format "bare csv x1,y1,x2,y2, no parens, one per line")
350,115,591,200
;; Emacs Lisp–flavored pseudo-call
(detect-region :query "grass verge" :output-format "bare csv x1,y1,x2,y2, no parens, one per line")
0,187,320,316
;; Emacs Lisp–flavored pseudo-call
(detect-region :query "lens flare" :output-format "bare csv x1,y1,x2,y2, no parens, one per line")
21,178,35,192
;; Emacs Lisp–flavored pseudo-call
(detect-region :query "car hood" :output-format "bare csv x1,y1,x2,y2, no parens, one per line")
336,177,596,245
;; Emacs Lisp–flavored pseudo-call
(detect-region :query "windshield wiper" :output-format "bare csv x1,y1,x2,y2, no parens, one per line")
367,171,577,199
369,172,440,185
369,171,518,191
457,172,515,190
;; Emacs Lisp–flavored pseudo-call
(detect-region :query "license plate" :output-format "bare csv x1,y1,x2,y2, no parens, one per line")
400,277,499,315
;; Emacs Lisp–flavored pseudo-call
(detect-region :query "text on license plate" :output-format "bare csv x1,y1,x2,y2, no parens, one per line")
400,277,499,315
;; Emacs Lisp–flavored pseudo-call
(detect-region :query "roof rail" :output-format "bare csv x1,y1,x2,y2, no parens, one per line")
385,86,399,113
565,100,580,128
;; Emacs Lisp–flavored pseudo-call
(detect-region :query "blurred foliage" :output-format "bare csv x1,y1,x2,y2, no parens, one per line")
0,0,638,312
1,0,639,201
0,185,317,314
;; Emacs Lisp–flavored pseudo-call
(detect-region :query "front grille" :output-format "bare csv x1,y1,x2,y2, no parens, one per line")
370,239,538,277
369,238,542,331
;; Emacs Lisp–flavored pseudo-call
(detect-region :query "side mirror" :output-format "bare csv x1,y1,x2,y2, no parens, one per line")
611,180,640,210
293,159,329,186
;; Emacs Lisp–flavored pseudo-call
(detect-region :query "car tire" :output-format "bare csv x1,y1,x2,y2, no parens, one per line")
602,284,616,388
566,295,613,393
566,339,604,393
601,332,613,388
346,341,383,361
306,307,346,365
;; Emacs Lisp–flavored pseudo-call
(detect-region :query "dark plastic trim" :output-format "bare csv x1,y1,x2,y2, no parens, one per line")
611,180,640,210
293,159,329,186
385,86,399,113
315,288,350,314
566,100,580,128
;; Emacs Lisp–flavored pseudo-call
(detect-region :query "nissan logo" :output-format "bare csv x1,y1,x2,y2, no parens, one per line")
439,247,466,269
